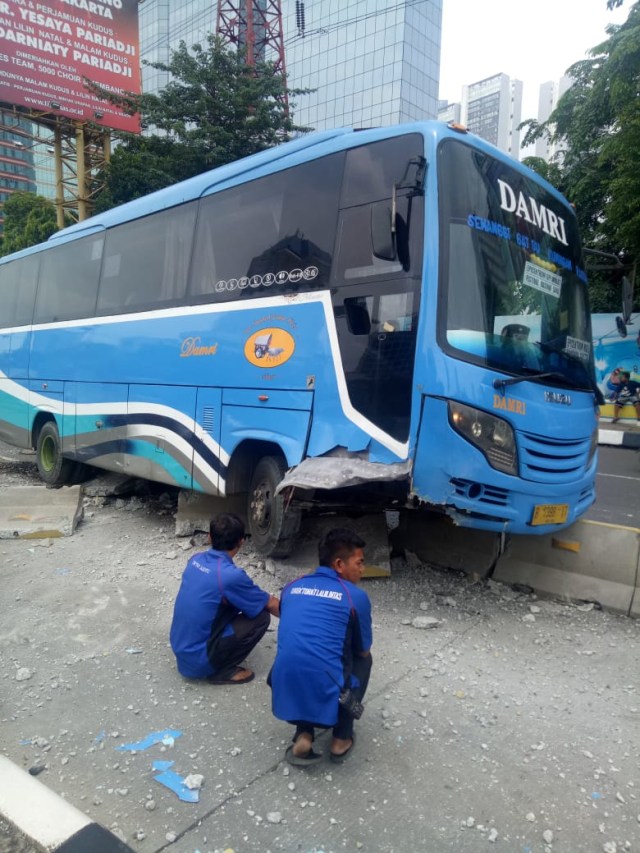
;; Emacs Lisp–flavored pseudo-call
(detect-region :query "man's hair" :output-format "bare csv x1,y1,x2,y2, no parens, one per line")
210,513,245,551
318,527,366,568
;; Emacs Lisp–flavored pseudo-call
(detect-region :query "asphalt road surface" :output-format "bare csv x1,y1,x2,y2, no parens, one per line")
588,445,640,528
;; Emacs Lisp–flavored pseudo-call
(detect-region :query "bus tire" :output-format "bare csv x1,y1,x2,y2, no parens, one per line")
36,421,76,488
247,455,300,558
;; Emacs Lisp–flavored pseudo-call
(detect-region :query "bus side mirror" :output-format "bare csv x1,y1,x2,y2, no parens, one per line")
621,275,633,324
371,205,396,261
616,316,627,338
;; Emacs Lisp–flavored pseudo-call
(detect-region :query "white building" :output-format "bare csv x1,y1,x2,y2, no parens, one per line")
460,73,523,159
437,100,461,124
535,75,573,161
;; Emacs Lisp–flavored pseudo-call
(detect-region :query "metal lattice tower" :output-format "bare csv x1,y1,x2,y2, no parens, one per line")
216,0,288,105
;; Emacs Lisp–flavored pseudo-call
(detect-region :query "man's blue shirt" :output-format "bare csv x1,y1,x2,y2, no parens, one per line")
270,566,372,726
170,549,269,678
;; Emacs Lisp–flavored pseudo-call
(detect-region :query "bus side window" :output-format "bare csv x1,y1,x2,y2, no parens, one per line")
34,237,103,323
188,154,344,302
345,300,371,335
98,204,195,315
0,255,38,328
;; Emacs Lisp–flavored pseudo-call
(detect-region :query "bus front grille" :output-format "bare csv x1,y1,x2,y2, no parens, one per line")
450,478,509,507
518,432,592,483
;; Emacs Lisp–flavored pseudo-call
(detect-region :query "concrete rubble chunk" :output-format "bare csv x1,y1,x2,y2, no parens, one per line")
0,485,83,538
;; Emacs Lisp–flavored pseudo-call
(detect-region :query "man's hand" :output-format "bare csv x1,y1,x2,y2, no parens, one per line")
266,595,280,618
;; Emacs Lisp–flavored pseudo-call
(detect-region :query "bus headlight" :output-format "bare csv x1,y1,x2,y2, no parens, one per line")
448,401,518,476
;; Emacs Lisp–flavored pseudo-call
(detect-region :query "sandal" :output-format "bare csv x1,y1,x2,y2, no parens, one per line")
207,666,255,685
330,733,355,764
285,744,323,766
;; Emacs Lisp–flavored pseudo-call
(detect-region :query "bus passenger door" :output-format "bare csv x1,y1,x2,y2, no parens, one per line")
127,385,198,490
332,285,419,444
67,382,128,472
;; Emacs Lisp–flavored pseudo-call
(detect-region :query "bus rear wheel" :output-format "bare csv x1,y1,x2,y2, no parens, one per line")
36,421,76,488
247,455,300,558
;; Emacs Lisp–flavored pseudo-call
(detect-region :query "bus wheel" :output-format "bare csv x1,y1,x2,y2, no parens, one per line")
36,421,76,488
248,455,300,558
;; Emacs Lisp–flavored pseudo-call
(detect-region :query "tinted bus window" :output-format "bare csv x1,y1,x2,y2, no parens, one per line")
34,236,103,323
98,204,197,315
188,154,344,303
438,139,592,389
0,255,39,327
341,134,424,207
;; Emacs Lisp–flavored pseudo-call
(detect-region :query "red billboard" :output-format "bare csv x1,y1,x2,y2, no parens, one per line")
0,0,140,133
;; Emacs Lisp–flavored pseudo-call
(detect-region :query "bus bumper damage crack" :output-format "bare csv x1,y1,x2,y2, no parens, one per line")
275,454,412,493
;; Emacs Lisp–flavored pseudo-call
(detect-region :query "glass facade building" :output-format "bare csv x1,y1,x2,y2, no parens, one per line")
0,111,57,233
138,0,443,130
283,0,442,129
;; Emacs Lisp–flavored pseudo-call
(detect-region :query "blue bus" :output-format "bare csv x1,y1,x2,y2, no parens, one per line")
0,122,599,555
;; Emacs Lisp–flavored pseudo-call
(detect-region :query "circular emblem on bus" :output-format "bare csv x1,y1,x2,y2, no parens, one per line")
238,276,249,289
262,273,275,287
303,265,319,280
244,327,295,368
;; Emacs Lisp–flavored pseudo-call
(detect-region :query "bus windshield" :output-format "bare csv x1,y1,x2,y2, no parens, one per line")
438,138,593,391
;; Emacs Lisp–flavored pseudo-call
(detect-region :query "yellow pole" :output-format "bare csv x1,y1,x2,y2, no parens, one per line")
53,125,64,230
76,123,87,221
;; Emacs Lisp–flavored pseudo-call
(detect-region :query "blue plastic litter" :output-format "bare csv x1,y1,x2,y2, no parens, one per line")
152,760,175,772
115,728,182,752
151,761,199,803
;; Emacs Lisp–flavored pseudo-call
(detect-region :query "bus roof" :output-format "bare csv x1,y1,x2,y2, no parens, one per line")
3,121,574,261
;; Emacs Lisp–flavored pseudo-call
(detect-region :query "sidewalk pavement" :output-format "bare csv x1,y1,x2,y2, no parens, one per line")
598,418,640,449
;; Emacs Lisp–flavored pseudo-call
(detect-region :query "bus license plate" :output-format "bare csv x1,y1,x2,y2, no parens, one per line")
531,504,569,526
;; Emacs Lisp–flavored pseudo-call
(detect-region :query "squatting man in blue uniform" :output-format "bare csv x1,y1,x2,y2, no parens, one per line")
269,528,373,765
170,513,280,685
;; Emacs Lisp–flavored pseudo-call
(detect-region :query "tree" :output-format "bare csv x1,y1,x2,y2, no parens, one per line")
93,136,208,212
520,156,562,188
521,2,640,312
89,36,311,208
0,192,58,256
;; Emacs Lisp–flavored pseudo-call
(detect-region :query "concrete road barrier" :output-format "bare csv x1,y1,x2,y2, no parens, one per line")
493,519,640,616
0,755,133,852
0,485,83,539
389,510,502,579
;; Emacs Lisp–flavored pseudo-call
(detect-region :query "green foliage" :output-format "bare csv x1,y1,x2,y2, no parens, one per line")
0,192,58,256
522,2,640,313
520,156,563,188
88,36,311,209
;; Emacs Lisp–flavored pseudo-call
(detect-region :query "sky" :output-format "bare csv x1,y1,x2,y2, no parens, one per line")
438,0,631,122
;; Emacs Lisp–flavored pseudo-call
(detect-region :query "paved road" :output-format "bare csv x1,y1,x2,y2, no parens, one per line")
588,445,640,527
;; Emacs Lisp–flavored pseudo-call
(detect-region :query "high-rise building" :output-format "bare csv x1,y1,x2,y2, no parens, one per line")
460,73,523,159
535,75,573,161
437,100,461,125
138,0,444,130
0,111,57,233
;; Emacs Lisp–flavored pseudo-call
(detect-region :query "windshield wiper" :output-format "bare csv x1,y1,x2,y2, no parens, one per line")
493,371,567,390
